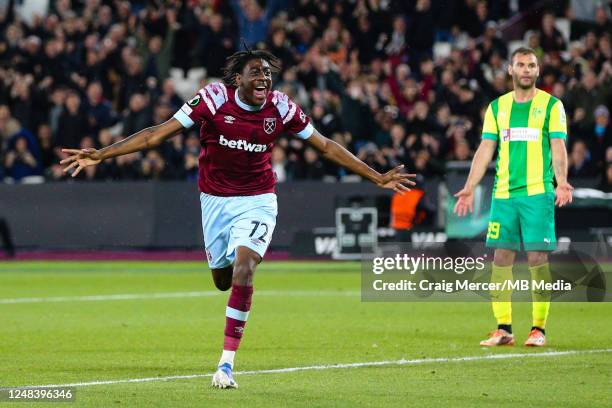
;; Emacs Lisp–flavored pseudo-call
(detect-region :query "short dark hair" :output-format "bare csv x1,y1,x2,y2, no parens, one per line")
222,48,281,87
510,46,538,64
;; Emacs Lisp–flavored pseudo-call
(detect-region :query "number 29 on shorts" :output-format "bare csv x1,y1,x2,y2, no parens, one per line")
487,221,500,239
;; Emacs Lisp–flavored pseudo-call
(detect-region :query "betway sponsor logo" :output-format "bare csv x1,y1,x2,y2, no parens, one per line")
219,134,267,152
501,128,540,142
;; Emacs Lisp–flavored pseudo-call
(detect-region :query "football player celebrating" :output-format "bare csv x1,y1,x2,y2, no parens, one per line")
61,48,415,388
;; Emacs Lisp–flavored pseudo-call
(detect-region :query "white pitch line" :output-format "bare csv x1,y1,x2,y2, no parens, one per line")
0,291,219,304
19,348,612,389
0,290,360,305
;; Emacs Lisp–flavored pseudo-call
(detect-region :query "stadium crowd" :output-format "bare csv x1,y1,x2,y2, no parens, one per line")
0,0,611,192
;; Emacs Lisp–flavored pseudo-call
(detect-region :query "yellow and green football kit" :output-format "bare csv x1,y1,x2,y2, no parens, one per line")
482,89,566,332
482,89,567,251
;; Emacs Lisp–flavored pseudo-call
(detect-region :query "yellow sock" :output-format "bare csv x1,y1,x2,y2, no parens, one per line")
530,262,551,329
490,264,513,325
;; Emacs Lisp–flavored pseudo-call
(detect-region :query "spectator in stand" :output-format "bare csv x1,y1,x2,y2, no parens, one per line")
9,76,38,133
478,21,508,63
161,130,185,179
85,81,116,134
115,151,141,180
539,11,567,53
230,0,282,48
83,128,121,181
271,146,287,182
55,91,90,154
566,68,612,127
140,150,171,180
381,123,407,166
47,88,67,136
157,79,184,110
183,133,200,182
4,135,40,182
137,8,178,81
267,29,297,73
0,0,610,184
384,15,408,66
296,147,326,180
275,67,310,109
449,138,473,161
122,93,152,137
407,101,434,136
118,52,147,112
0,105,21,154
390,175,432,240
358,142,389,174
407,0,435,67
569,140,596,177
591,105,612,171
340,79,375,143
599,161,612,193
409,149,438,177
572,3,612,39
193,13,235,78
457,0,487,38
593,5,612,37
37,124,56,171
351,14,377,65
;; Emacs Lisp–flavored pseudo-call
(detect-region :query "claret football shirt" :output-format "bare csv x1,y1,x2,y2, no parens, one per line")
173,82,313,196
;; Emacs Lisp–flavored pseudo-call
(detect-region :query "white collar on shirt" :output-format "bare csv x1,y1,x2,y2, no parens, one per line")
235,88,266,111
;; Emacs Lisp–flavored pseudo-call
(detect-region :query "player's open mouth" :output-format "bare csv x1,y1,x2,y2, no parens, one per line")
254,86,267,99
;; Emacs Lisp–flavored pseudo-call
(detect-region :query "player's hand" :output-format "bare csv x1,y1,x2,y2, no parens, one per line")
60,148,102,177
453,186,474,217
555,181,573,207
377,165,416,195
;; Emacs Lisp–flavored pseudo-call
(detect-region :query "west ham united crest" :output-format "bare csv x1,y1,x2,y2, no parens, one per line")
263,118,276,134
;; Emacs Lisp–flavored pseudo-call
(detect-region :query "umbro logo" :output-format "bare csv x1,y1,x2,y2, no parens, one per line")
224,115,236,124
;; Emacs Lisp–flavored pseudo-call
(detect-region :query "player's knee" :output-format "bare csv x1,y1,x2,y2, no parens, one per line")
493,249,515,266
211,266,233,291
232,247,261,285
527,252,548,267
233,262,254,279
214,278,232,291
232,261,255,286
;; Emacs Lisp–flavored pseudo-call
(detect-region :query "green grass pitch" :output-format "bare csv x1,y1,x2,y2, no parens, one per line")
0,261,610,407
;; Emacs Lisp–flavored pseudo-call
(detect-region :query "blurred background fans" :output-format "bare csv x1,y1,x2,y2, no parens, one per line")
0,0,610,256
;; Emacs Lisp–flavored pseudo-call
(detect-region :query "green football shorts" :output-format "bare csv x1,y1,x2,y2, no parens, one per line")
485,193,556,251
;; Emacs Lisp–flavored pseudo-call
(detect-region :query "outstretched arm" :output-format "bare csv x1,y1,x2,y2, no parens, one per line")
306,129,416,193
61,118,184,177
453,138,497,216
550,138,573,206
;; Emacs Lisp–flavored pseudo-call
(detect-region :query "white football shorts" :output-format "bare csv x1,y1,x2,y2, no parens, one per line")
200,192,277,269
